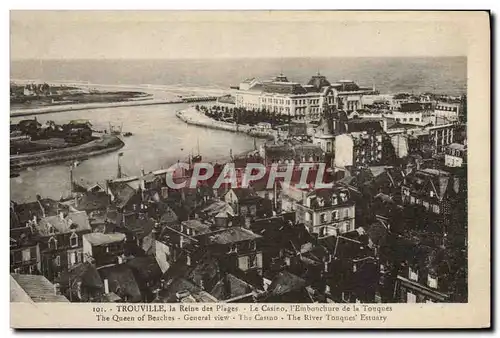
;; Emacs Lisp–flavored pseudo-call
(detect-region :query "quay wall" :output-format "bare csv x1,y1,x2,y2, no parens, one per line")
11,135,124,169
11,97,218,118
176,107,275,140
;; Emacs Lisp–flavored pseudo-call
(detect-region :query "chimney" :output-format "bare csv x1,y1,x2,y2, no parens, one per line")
104,279,110,294
54,282,61,295
117,255,124,264
32,215,37,225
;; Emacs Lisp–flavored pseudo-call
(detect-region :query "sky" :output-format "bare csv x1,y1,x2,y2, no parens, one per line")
10,11,468,60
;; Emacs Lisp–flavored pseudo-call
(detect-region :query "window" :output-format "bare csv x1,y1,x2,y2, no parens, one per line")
409,267,418,281
320,213,327,224
70,233,78,248
249,241,256,251
48,237,58,250
48,224,55,235
432,204,440,214
249,254,258,268
428,275,438,289
186,255,191,266
228,244,237,253
69,252,77,265
332,211,339,220
22,248,31,262
54,256,61,267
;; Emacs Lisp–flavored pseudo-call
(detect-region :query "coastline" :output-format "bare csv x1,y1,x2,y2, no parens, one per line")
10,135,125,169
176,107,275,140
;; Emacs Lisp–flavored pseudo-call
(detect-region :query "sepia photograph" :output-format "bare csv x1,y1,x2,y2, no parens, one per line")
8,10,490,329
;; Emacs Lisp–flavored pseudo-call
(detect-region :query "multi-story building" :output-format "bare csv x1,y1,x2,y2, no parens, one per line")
35,211,92,281
444,143,467,168
294,187,355,237
434,101,461,122
234,74,372,122
82,233,126,267
10,226,40,275
401,168,463,220
427,124,455,154
334,131,385,168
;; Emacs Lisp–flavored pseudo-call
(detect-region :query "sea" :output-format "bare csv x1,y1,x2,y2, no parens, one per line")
11,57,467,96
10,57,467,202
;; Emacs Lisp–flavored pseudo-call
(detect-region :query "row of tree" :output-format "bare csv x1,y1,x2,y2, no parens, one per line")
195,105,294,127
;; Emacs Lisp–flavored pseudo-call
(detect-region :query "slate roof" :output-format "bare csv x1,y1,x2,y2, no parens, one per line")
126,256,162,286
84,233,126,246
267,271,306,296
347,119,383,133
307,74,331,90
74,191,110,212
404,168,452,200
228,188,260,201
210,273,255,301
12,198,68,227
11,274,70,303
182,220,212,235
37,211,91,236
207,227,261,245
122,214,156,240
108,182,137,209
98,264,142,302
57,262,104,289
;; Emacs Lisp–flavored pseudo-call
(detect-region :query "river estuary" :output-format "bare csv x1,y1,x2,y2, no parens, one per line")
10,103,263,202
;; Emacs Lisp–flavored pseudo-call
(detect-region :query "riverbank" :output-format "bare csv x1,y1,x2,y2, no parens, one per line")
176,107,275,140
10,135,124,169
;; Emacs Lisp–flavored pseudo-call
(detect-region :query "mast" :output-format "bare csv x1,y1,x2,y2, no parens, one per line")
69,164,74,195
117,152,123,178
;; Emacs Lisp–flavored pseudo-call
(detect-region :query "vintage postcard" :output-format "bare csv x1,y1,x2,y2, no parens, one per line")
9,10,490,328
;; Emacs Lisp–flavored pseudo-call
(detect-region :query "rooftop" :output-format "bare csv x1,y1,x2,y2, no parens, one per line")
207,227,261,245
11,274,70,303
37,211,91,236
83,232,126,246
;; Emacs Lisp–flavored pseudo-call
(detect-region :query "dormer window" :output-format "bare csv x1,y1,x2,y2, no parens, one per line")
428,275,438,289
48,237,58,250
249,241,256,251
70,232,78,248
48,224,55,235
228,244,237,253
409,267,418,282
430,191,435,198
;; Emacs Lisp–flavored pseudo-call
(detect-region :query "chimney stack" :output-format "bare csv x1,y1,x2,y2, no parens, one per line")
104,279,109,294
54,282,61,295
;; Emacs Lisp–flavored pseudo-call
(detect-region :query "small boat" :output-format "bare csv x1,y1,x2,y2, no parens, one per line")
123,132,133,137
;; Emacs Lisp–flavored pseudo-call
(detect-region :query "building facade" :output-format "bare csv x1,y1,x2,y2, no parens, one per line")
444,143,467,168
36,211,92,282
334,131,384,168
234,74,372,122
294,187,356,237
434,101,461,122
